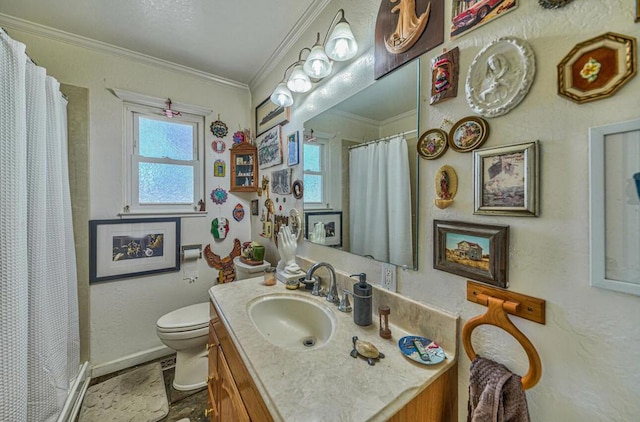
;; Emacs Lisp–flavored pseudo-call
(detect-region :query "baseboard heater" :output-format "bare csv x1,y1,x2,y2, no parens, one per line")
56,361,91,422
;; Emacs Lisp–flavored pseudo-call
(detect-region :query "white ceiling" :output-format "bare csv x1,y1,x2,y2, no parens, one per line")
0,0,330,87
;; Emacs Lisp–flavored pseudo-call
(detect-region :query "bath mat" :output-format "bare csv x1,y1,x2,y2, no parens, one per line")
79,362,169,422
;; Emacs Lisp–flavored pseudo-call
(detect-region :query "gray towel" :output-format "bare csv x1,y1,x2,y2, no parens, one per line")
468,356,530,422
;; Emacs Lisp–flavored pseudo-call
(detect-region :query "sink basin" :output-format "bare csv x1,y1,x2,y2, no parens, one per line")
247,294,337,350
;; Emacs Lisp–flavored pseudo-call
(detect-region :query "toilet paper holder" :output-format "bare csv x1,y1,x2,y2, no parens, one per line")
181,244,202,261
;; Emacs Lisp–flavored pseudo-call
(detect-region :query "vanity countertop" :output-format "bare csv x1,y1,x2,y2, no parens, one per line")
208,277,458,422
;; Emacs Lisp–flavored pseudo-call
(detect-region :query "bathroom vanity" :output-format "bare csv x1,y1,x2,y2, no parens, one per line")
206,274,459,421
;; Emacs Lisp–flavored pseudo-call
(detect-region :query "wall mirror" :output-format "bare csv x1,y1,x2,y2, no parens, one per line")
303,60,420,269
589,118,640,296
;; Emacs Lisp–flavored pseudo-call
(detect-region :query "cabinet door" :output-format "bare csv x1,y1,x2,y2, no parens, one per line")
206,382,219,422
218,352,250,422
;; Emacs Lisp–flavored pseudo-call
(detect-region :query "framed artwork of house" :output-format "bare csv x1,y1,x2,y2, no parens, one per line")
433,220,508,288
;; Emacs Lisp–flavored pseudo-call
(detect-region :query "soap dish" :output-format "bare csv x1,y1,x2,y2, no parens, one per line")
398,336,446,365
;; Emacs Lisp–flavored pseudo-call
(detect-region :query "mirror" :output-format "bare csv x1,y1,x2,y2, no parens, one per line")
303,60,420,269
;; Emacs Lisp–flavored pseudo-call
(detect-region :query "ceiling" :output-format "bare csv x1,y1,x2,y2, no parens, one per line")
0,0,330,87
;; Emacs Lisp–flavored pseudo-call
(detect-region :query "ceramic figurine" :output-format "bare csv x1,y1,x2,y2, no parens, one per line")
350,336,385,366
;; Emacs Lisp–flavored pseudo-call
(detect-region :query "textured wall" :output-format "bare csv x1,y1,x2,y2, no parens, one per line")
253,0,640,420
7,28,252,369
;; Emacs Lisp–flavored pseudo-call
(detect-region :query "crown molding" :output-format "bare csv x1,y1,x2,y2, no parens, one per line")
248,0,331,91
0,13,249,91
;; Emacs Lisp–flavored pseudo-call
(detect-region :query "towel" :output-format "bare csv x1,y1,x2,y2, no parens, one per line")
468,356,530,422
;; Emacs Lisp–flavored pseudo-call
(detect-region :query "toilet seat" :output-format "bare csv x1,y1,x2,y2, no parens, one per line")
157,302,209,333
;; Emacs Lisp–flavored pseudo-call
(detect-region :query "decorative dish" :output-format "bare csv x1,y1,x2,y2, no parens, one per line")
466,37,536,118
449,116,489,153
417,129,448,160
211,139,226,153
398,336,446,365
292,179,304,199
557,32,637,104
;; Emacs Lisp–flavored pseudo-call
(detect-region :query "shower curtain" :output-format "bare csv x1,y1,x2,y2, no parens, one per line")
349,136,413,267
1,30,80,421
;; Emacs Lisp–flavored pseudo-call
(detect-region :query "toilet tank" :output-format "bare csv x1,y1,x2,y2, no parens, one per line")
233,256,271,280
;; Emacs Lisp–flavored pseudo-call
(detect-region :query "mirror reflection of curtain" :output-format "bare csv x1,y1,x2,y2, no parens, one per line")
349,136,413,267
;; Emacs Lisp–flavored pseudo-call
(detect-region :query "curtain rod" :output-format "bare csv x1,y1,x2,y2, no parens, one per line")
348,129,417,150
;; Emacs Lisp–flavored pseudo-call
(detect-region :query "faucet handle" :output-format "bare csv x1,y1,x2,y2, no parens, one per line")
309,276,324,297
338,289,353,313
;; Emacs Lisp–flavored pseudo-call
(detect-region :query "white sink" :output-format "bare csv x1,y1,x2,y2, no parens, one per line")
247,293,337,350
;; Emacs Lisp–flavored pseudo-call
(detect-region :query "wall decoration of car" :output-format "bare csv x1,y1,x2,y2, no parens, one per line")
452,0,506,30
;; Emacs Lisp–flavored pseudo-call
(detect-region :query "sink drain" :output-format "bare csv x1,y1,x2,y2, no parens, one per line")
302,337,317,348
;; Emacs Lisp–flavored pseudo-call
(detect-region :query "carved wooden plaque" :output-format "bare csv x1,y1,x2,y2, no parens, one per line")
374,0,444,80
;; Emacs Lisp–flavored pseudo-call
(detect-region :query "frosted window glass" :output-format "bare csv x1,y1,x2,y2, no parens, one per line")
139,162,194,204
304,144,321,171
139,117,194,160
304,174,322,203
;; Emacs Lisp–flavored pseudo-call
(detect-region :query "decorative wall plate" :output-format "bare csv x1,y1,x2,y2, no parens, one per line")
210,116,228,138
232,203,245,222
417,129,448,159
449,116,489,153
538,0,574,9
466,37,536,118
292,179,303,199
557,32,637,104
210,187,228,205
212,139,226,153
214,159,225,177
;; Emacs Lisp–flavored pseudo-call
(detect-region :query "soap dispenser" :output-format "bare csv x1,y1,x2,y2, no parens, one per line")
351,273,372,326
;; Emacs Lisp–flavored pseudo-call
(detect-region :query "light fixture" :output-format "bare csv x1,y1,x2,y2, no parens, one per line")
303,33,333,79
325,10,358,61
269,9,358,107
270,80,294,107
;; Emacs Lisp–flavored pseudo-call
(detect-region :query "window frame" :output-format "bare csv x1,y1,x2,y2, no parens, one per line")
303,140,328,209
122,101,205,215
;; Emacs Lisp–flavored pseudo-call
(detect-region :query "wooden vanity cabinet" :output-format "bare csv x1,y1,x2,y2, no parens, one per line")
208,301,273,422
230,143,258,192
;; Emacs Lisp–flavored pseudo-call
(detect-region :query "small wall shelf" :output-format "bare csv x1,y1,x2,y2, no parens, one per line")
230,143,258,192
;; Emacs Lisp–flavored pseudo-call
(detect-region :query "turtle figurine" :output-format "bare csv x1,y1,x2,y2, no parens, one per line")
350,336,385,366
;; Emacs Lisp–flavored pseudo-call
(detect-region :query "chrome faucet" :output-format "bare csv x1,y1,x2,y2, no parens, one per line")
305,262,340,305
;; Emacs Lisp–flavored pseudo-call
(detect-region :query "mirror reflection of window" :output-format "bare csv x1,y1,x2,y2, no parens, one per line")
303,142,324,206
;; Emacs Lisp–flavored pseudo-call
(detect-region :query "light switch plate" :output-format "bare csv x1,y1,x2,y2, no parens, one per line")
381,263,396,292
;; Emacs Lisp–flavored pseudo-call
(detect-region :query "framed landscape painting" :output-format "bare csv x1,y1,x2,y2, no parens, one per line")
433,220,508,287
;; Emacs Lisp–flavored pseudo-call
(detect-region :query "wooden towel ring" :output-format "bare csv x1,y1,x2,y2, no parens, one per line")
462,295,542,390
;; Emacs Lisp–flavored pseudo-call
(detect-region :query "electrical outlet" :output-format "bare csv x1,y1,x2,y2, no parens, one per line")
381,263,396,292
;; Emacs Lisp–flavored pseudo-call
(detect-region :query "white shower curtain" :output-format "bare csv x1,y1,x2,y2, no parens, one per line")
1,30,80,421
349,136,413,267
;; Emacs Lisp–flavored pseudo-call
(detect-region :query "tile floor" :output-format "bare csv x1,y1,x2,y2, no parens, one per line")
85,356,208,422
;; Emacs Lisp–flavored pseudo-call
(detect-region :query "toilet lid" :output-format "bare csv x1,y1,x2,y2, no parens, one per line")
157,302,209,332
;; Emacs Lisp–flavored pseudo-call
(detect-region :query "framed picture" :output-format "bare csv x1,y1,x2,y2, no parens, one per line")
305,211,343,247
449,116,489,152
213,159,225,177
255,97,290,136
89,218,180,283
589,118,640,296
250,199,259,216
450,0,517,40
287,131,300,166
417,128,448,159
558,32,637,104
433,220,509,288
271,168,292,195
473,141,539,216
257,125,283,169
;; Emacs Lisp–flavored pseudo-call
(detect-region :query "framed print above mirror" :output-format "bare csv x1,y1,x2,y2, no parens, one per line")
451,0,517,40
255,97,290,136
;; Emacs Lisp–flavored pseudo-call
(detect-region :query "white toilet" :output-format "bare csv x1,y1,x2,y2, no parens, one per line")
233,256,271,280
156,302,209,391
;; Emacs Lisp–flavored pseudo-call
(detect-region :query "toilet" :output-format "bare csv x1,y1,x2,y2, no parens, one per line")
233,256,271,280
156,302,209,391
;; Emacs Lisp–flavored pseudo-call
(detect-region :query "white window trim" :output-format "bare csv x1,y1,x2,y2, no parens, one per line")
114,89,211,216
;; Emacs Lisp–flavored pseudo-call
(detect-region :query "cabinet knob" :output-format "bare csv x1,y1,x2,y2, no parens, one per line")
206,343,214,351
204,407,217,417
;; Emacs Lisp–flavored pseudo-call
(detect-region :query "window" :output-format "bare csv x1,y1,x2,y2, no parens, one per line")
303,142,325,206
123,101,205,214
